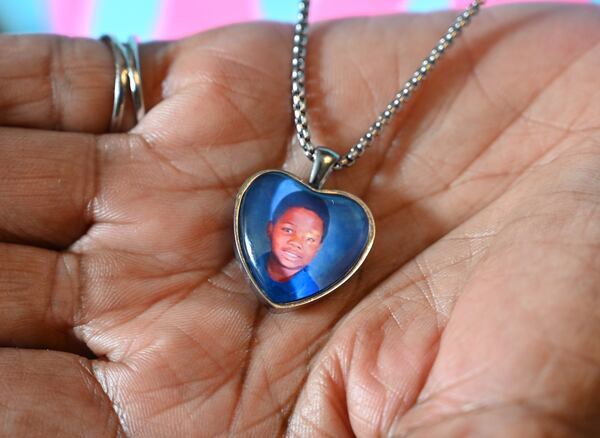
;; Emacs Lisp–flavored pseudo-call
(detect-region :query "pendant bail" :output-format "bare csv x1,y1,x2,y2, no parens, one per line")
309,147,340,189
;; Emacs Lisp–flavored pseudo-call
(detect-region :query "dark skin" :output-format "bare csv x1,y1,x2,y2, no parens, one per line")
0,4,599,436
267,207,324,282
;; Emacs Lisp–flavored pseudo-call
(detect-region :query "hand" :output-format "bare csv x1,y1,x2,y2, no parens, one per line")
1,4,599,436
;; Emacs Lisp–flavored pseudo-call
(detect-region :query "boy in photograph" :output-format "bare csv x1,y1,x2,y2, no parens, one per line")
257,191,330,302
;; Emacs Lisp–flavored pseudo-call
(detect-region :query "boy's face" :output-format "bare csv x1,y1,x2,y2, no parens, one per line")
268,207,324,271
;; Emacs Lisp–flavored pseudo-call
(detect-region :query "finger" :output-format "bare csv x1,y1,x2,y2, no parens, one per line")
0,349,122,436
0,34,167,133
0,243,89,355
0,127,96,248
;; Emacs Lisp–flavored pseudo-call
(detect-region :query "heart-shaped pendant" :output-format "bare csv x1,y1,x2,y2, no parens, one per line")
234,150,374,310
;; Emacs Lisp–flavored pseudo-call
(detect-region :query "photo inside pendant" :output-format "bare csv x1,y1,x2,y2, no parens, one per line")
238,171,371,305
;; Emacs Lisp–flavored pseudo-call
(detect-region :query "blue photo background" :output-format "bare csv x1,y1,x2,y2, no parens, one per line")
238,171,371,299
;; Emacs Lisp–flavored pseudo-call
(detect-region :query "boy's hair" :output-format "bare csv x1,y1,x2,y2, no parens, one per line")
271,191,330,241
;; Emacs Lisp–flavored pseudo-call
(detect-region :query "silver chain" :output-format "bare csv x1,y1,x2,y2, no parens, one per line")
292,0,485,170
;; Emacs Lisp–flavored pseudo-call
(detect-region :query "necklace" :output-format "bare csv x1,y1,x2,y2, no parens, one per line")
234,0,485,310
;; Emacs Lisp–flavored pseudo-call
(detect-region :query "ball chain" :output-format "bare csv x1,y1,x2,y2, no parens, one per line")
291,0,485,169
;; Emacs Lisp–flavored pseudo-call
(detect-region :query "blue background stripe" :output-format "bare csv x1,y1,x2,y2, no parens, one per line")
0,0,49,33
406,0,450,12
261,0,298,22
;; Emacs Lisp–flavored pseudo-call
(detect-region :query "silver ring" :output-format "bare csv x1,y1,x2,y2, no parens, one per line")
101,34,146,132
101,34,128,132
122,36,146,123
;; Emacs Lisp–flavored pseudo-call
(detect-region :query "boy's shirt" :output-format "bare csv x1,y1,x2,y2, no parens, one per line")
255,252,320,303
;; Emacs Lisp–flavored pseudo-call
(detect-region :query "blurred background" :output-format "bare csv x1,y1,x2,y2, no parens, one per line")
0,0,595,41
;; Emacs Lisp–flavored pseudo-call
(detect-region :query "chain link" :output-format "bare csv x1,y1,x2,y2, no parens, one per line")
291,0,485,170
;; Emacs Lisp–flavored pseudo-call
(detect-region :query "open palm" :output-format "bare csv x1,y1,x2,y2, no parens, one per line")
1,4,599,436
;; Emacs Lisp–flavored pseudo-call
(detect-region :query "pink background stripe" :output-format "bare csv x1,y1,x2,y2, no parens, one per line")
48,0,95,37
154,0,262,40
310,0,407,21
452,0,589,7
